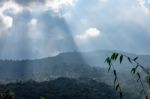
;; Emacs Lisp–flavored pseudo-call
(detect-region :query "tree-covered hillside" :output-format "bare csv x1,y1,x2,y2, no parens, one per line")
0,77,117,99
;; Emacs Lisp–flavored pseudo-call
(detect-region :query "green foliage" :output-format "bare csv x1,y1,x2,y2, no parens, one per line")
0,89,14,99
146,76,150,87
111,53,119,60
131,65,139,74
119,55,123,64
105,52,150,99
40,96,45,99
133,57,138,61
0,78,117,99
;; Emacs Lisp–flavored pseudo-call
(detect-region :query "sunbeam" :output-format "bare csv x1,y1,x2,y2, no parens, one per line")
0,0,150,99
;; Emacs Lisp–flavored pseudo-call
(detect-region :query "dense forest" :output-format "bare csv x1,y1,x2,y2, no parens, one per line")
0,77,140,99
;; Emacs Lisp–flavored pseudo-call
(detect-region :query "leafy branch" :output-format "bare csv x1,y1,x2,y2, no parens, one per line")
105,52,150,99
105,53,124,99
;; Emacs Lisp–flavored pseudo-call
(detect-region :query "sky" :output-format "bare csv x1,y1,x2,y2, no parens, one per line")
0,0,150,59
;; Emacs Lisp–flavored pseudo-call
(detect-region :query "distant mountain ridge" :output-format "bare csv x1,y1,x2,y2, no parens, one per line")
0,50,149,82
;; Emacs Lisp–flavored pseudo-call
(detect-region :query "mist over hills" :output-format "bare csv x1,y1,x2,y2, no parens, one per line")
0,50,149,99
0,50,149,82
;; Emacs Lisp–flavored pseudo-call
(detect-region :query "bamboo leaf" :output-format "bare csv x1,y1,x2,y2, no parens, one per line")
135,65,139,70
111,53,119,60
137,73,141,79
114,53,119,60
111,53,116,60
105,57,109,63
137,72,141,82
131,68,136,74
145,95,148,99
113,70,117,76
134,57,138,61
105,57,111,66
120,92,123,99
128,57,132,63
116,84,119,91
40,96,45,99
120,55,123,64
108,65,111,72
114,76,117,85
146,76,150,87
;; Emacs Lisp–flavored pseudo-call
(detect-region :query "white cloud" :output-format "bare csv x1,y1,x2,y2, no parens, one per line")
0,0,75,17
99,0,108,3
44,0,75,13
0,15,13,36
28,18,37,27
86,28,100,37
75,28,101,43
0,1,22,36
137,0,150,14
2,15,13,29
10,0,77,17
0,1,23,15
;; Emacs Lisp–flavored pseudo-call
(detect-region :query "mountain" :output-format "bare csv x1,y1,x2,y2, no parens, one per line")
0,50,148,99
0,50,149,82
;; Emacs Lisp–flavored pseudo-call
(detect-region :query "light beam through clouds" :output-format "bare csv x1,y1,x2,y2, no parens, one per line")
0,0,150,81
0,0,87,81
0,0,150,60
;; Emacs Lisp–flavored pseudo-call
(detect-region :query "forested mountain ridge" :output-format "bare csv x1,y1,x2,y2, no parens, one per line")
0,50,149,82
0,50,147,99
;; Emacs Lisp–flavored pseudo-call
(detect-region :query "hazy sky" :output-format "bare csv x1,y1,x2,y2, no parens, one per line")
0,0,150,59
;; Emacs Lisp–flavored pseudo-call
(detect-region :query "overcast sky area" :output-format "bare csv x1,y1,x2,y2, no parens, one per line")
0,0,150,59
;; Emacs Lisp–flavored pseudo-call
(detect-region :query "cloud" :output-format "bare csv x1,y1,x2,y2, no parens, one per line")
137,0,150,14
0,8,78,59
0,0,25,36
1,1,23,15
0,15,13,36
0,0,76,35
0,0,79,59
0,0,150,59
14,0,45,6
64,0,150,54
99,0,108,3
3,16,13,28
28,18,37,28
75,27,101,43
44,0,75,13
12,0,75,14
